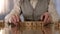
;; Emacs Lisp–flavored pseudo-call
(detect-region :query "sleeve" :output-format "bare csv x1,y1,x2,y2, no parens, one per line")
48,0,59,22
10,0,21,15
5,0,21,23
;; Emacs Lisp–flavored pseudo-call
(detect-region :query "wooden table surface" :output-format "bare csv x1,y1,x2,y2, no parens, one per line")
11,21,60,34
0,20,4,29
0,21,60,34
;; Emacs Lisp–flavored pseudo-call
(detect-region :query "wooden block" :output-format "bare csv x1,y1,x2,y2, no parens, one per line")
25,26,32,31
32,23,37,30
54,23,59,30
0,20,4,29
24,22,32,27
59,23,60,30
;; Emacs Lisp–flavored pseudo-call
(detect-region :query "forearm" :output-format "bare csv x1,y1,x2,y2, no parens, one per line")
5,0,21,22
10,0,21,15
48,0,59,22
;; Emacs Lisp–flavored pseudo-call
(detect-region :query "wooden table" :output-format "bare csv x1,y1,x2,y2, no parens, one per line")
11,21,60,34
0,21,60,34
0,20,4,29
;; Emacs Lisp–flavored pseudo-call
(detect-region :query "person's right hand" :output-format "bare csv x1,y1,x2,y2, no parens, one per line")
11,14,20,25
5,14,20,26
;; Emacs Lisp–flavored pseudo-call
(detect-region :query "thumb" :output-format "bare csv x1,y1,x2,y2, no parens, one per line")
41,15,44,21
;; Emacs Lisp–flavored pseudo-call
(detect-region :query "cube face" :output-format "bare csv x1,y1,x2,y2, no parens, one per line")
59,23,60,29
0,22,4,29
0,20,4,29
25,22,32,27
54,23,59,30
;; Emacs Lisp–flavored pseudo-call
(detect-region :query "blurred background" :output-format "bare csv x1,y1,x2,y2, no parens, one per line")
0,0,14,20
0,0,14,34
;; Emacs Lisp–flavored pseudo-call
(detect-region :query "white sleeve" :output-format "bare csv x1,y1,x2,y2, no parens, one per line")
5,0,21,23
48,0,59,22
10,0,21,15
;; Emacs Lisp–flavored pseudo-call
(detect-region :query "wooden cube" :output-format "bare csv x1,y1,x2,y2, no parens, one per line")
54,23,59,30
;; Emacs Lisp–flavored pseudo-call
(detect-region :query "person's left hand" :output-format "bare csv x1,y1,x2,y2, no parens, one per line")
41,12,51,25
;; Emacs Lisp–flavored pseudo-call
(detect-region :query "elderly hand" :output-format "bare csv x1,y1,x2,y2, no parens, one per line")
5,14,20,26
41,12,51,25
11,14,20,26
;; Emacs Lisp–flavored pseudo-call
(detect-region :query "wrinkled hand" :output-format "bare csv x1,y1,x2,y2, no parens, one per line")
10,14,20,26
5,14,20,34
41,12,51,25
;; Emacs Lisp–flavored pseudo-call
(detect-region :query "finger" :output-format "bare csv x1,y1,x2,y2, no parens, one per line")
11,16,17,25
44,15,48,23
47,17,51,23
13,15,20,25
12,15,17,23
41,15,44,21
11,18,16,25
13,15,17,22
15,15,19,22
11,17,16,25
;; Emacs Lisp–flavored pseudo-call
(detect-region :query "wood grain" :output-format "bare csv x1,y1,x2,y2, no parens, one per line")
0,21,60,34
